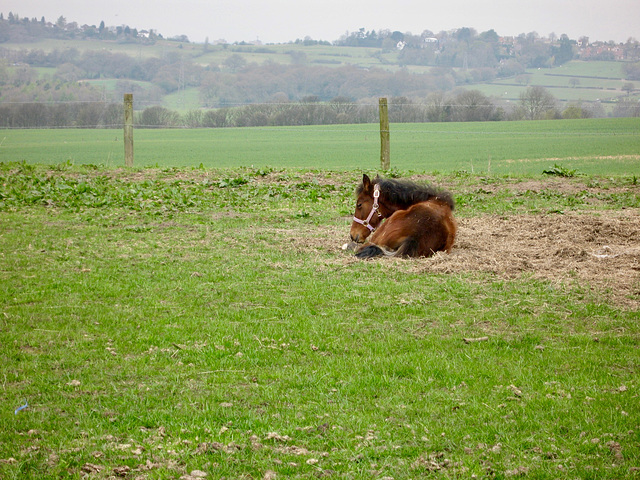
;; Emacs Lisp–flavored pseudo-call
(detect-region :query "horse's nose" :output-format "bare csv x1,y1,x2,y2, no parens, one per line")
350,232,360,243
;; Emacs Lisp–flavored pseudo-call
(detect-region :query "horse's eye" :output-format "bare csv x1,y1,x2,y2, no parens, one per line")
357,203,362,209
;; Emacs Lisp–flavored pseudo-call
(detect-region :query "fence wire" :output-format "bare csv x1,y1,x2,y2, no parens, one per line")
1,97,629,130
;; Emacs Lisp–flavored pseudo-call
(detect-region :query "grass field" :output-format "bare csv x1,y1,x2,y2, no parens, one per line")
475,61,635,105
3,39,392,74
3,38,190,60
0,158,638,478
1,118,639,175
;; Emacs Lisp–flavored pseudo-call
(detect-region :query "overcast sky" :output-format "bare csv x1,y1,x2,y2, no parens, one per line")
3,0,639,44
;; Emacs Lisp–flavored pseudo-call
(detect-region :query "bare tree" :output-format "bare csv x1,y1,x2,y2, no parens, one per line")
451,90,497,121
138,106,180,127
613,98,640,117
518,86,557,120
425,91,451,122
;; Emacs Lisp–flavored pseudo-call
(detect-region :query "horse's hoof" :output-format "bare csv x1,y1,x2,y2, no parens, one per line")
341,242,358,251
355,245,384,258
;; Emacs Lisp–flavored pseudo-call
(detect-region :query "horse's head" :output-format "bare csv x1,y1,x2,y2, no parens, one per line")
350,174,384,243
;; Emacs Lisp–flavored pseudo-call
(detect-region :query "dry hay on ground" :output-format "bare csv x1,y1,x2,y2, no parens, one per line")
317,209,640,309
425,210,640,308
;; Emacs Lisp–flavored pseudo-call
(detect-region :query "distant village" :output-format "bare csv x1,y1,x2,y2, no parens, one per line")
1,11,638,63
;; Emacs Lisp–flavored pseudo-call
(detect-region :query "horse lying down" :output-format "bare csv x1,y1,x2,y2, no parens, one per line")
349,174,456,259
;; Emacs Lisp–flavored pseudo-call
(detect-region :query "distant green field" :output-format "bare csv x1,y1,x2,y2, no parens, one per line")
4,38,394,71
1,118,638,175
478,83,623,102
163,87,205,111
196,43,393,69
548,60,627,78
479,60,636,105
4,38,191,59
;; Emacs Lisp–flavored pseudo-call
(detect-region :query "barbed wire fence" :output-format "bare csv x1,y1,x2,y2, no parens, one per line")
0,95,624,130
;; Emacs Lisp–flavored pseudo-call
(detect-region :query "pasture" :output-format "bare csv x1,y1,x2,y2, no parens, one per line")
478,60,635,104
1,118,639,175
0,122,639,478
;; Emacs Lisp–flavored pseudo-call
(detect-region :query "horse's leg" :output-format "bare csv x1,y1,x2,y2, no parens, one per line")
355,208,425,258
394,237,420,257
410,203,457,256
355,244,386,258
356,236,420,258
442,214,457,253
355,216,404,258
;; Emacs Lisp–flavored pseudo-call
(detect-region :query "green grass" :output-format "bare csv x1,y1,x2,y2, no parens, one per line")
5,38,388,71
163,87,206,112
475,83,625,103
477,60,638,105
1,118,639,175
550,61,626,78
195,43,390,69
0,162,638,479
3,38,193,60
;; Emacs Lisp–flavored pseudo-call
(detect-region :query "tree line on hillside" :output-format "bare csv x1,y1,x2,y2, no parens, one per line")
3,87,638,129
3,44,640,111
0,12,161,43
0,43,519,103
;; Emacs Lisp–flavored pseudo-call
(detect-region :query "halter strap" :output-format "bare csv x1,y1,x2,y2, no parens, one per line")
353,184,381,232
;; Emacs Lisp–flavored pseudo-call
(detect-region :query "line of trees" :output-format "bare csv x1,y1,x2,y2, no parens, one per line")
3,88,635,130
0,102,121,128
0,45,496,102
0,46,192,85
0,12,160,43
4,46,637,116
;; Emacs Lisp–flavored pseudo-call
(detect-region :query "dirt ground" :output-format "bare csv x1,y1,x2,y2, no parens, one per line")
327,209,640,309
425,210,640,308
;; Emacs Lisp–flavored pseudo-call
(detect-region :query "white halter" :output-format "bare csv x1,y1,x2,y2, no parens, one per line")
352,184,381,232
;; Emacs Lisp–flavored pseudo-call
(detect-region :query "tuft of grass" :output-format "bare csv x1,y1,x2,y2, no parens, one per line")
542,163,580,177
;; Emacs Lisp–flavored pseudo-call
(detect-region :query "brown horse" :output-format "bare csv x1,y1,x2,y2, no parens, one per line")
350,174,457,258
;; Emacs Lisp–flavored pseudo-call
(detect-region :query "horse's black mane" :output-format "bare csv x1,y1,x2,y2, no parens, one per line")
358,176,455,210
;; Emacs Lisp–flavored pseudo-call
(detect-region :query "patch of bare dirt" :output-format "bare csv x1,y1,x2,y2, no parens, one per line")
423,210,640,308
305,210,640,309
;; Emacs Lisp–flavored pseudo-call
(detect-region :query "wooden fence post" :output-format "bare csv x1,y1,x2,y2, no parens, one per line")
379,97,390,170
124,93,134,167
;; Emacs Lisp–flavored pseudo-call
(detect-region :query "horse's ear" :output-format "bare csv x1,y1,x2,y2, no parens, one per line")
362,174,371,191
